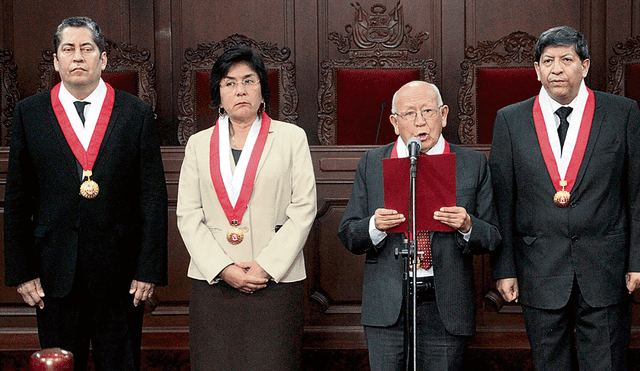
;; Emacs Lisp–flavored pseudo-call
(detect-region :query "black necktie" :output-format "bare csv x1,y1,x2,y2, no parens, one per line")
555,106,573,152
73,101,90,126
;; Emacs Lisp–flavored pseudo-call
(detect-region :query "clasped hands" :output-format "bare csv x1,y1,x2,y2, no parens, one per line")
17,277,156,309
221,261,271,294
374,206,472,233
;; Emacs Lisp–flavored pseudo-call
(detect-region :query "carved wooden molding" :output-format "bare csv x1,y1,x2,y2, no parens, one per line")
317,57,436,145
0,49,20,146
177,34,299,145
607,35,640,96
37,40,157,111
457,31,537,144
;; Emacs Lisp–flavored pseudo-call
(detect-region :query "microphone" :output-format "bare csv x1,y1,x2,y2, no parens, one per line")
407,137,422,161
374,103,386,145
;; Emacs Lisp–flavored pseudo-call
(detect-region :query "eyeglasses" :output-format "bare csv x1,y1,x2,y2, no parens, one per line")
393,106,444,122
221,78,260,90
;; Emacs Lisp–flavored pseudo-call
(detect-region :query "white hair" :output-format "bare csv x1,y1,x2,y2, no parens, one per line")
391,81,444,113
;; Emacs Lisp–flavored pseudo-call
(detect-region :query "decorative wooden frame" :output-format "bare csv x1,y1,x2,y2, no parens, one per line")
176,34,298,145
607,35,640,97
0,49,20,146
38,40,157,111
317,58,436,145
317,1,435,145
458,31,538,144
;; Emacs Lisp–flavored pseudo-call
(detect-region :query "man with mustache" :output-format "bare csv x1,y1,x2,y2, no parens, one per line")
490,26,640,370
4,17,167,371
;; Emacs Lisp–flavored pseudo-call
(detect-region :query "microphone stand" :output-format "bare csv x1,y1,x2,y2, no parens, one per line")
396,149,419,371
374,103,386,145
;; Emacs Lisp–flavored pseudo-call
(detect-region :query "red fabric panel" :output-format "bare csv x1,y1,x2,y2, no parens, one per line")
476,68,540,143
102,71,139,96
625,64,640,107
336,69,420,145
195,70,281,131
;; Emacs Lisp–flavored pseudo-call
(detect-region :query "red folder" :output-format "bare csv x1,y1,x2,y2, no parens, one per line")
383,153,457,233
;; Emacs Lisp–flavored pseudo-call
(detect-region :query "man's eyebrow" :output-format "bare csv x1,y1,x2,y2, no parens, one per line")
60,42,96,48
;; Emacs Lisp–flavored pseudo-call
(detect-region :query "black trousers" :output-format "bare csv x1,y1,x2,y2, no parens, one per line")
36,287,144,371
522,278,631,371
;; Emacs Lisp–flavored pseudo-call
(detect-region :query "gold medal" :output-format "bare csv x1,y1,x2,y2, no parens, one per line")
554,180,570,208
227,219,244,245
80,170,99,199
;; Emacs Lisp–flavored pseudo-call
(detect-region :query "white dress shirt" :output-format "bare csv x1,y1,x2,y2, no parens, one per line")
537,80,589,179
57,79,107,150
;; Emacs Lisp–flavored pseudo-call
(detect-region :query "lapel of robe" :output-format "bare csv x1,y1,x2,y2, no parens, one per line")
376,143,395,207
254,118,275,179
93,90,122,172
523,99,558,191
46,91,84,183
572,93,605,195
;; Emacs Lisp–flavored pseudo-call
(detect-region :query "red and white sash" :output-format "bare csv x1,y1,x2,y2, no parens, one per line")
532,88,595,194
209,112,271,226
51,82,115,175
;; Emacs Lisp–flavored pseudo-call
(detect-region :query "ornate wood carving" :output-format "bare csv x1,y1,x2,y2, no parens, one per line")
318,1,435,145
607,35,640,96
328,2,429,59
37,40,157,111
457,31,537,144
0,50,20,146
177,34,299,145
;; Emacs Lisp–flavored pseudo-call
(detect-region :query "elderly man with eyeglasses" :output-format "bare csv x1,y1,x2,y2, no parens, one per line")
338,81,501,371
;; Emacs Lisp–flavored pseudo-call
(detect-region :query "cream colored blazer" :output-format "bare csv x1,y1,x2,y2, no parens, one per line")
177,119,317,284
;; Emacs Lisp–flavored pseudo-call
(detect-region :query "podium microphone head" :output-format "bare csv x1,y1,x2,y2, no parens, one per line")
407,137,422,158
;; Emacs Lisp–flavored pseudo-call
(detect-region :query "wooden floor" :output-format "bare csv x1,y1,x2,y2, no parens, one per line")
1,349,529,371
8,345,640,369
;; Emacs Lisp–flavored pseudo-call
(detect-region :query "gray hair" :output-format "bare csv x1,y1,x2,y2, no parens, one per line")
54,17,105,54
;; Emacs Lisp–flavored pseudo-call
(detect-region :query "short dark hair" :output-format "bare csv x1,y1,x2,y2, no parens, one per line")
535,26,590,62
209,46,271,116
54,17,106,55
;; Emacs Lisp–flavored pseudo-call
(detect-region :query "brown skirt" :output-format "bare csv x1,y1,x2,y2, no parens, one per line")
189,278,303,371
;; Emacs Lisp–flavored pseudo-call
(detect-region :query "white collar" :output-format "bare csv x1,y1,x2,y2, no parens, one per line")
217,114,262,206
395,134,445,158
58,78,106,106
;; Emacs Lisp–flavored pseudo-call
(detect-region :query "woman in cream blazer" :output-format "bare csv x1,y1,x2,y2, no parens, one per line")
177,46,316,371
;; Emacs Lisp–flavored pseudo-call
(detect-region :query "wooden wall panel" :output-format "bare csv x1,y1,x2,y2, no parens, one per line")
2,0,637,146
10,1,132,96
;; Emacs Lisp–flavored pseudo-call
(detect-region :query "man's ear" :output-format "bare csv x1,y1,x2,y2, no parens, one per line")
440,105,449,129
581,58,590,78
100,52,108,71
390,115,400,135
53,54,60,72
